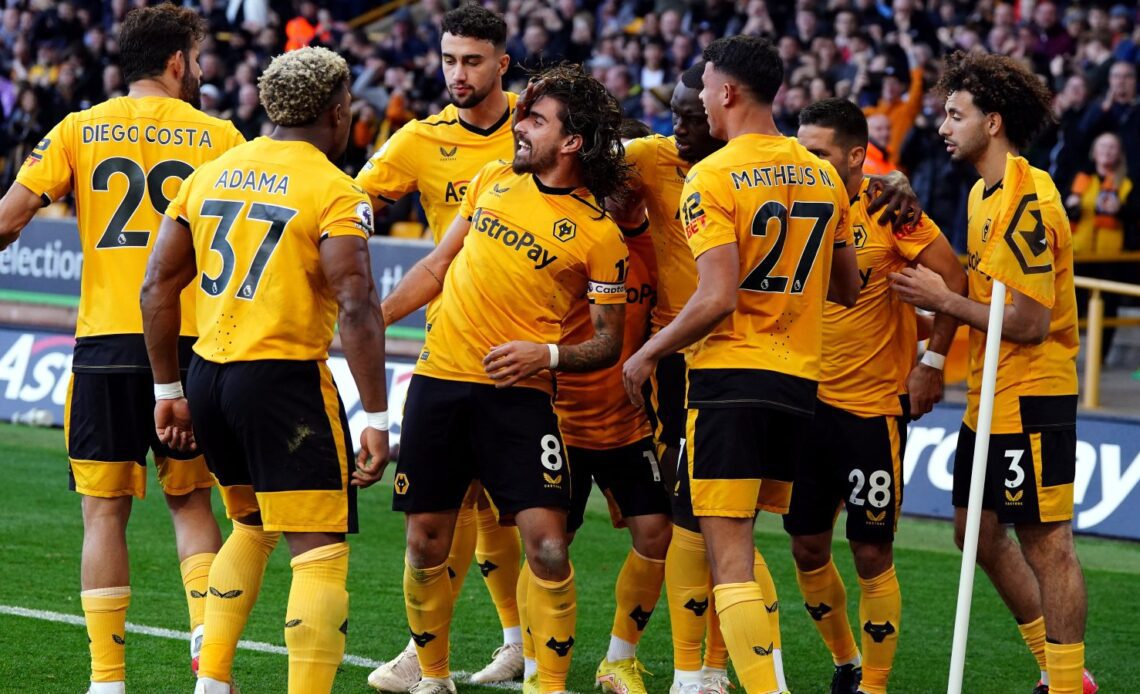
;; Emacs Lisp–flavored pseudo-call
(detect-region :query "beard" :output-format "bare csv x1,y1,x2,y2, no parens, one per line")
180,56,201,109
511,134,558,175
448,80,492,109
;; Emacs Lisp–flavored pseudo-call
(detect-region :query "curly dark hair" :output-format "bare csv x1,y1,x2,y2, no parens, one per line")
530,63,632,206
118,3,206,84
936,51,1055,151
441,2,507,50
703,35,783,104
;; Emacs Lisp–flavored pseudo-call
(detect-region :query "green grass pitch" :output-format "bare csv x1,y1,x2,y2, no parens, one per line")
1,422,1137,692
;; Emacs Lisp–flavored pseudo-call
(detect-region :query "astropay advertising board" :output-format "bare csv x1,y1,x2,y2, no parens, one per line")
0,321,1137,541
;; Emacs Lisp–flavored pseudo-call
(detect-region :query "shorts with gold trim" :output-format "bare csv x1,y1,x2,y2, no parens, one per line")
685,406,808,519
784,400,906,543
952,424,1076,525
567,438,671,533
647,353,686,463
65,371,214,499
393,374,570,524
185,356,357,534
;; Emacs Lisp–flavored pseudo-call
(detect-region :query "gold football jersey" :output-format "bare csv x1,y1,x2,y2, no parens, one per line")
417,161,628,395
681,133,851,415
556,231,656,449
167,137,373,363
965,161,1079,433
817,178,944,417
15,96,243,370
625,134,698,333
355,93,518,243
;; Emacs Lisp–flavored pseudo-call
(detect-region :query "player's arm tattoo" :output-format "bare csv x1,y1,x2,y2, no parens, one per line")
557,302,625,372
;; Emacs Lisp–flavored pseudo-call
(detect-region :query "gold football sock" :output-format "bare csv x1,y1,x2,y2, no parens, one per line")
1018,616,1048,673
796,559,858,665
518,561,535,663
611,548,665,644
753,548,781,649
1044,641,1084,694
199,521,280,682
180,552,215,631
705,582,728,670
447,501,477,600
81,587,130,683
475,503,522,629
713,582,778,693
285,543,349,694
665,526,712,672
529,566,576,693
857,566,901,694
403,558,454,679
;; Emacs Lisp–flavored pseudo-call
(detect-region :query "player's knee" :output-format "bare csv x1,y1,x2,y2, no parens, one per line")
525,535,569,580
631,516,672,559
404,519,452,568
790,537,830,571
81,494,132,527
851,541,893,578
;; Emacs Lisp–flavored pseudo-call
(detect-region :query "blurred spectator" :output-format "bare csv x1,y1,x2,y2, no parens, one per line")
227,83,266,141
1079,61,1140,181
1068,132,1135,359
2,85,46,189
863,114,897,175
862,32,924,166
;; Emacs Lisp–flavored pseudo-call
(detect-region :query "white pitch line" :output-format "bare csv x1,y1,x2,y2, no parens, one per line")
0,604,525,690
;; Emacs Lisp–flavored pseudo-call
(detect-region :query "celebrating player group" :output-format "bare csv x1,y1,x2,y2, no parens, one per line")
0,2,1094,694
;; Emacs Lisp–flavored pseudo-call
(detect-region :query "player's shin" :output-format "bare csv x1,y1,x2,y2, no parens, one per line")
199,521,280,682
528,564,577,693
403,558,455,679
857,565,901,694
285,542,350,693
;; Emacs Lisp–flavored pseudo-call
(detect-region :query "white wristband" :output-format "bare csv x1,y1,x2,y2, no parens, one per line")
920,351,946,371
154,382,184,400
547,343,559,370
365,410,389,431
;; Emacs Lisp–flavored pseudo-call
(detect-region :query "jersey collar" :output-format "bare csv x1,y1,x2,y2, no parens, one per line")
458,105,512,137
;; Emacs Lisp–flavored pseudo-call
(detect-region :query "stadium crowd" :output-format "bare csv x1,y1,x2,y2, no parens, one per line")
0,0,1137,251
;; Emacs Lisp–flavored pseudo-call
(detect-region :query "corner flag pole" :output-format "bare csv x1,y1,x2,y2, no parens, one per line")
947,280,1007,694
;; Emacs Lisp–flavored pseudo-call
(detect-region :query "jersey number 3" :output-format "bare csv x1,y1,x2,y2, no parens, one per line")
199,200,297,300
741,200,834,294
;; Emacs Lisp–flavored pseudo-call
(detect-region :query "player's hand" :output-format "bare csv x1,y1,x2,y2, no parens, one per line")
155,398,196,452
865,171,922,233
353,427,390,488
906,363,944,419
888,263,951,312
622,348,656,409
513,77,546,128
484,341,549,387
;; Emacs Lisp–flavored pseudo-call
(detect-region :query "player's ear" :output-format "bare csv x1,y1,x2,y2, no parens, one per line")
497,52,510,76
849,145,866,172
986,111,1002,138
561,132,583,155
168,50,185,81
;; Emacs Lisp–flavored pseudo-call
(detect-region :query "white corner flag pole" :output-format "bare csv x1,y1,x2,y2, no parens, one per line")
947,279,1007,694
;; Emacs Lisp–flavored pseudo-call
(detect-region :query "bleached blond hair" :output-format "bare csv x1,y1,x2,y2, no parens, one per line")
258,46,349,127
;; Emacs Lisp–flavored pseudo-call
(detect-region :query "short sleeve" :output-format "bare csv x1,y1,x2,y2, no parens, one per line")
355,123,420,205
682,167,736,259
15,117,74,203
321,176,374,240
892,210,943,260
624,136,655,181
223,122,247,151
585,224,628,305
165,166,199,225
